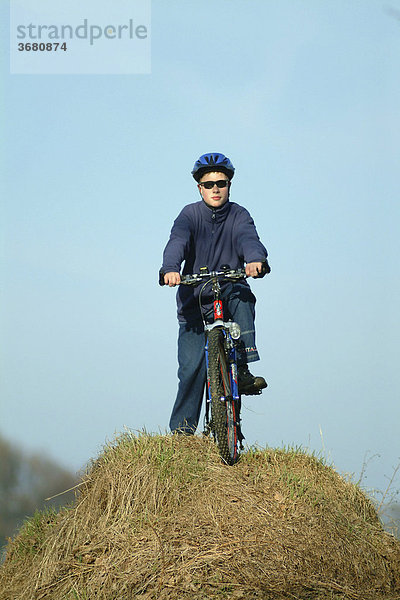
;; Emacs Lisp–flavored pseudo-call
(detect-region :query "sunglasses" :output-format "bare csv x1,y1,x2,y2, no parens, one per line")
198,179,230,190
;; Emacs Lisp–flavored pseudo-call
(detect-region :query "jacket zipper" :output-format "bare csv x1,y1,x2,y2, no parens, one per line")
212,209,216,233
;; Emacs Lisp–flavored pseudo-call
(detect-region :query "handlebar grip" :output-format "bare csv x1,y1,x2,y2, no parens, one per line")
159,270,165,286
256,260,271,278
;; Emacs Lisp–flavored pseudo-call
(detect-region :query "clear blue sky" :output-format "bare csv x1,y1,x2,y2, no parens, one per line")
1,0,399,500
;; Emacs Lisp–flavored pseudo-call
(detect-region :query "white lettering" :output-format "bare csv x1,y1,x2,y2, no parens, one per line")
38,24,48,38
60,24,74,39
16,25,26,39
48,25,59,40
105,25,116,39
118,24,128,38
136,25,147,39
90,25,102,45
75,19,88,39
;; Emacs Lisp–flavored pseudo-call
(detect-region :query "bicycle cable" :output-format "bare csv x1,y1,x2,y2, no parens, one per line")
197,270,245,328
198,278,213,328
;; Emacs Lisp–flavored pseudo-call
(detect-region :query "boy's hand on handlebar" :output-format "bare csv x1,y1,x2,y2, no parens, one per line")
164,272,181,287
245,262,263,278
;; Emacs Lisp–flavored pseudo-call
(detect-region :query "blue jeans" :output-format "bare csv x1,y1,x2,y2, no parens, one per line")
169,283,259,434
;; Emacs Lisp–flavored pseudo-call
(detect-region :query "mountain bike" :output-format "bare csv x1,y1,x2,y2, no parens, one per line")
177,264,268,465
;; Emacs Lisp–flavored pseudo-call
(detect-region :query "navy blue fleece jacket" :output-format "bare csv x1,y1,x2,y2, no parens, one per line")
161,200,268,322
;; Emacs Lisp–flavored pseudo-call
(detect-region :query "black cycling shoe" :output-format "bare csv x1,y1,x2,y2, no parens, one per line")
238,365,268,395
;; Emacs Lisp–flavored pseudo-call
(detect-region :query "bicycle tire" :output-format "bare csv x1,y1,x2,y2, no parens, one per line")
207,328,240,465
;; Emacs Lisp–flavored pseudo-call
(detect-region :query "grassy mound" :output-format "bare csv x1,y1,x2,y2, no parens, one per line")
1,433,400,600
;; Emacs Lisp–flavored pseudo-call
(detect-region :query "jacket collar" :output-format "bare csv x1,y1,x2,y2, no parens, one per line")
199,199,231,223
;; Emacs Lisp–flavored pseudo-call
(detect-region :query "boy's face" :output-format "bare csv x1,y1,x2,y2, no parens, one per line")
198,171,230,208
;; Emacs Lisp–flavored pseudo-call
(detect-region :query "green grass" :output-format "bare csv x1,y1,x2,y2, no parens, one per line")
12,507,58,559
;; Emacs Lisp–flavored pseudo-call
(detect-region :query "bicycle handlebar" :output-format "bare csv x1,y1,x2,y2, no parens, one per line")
159,261,270,287
180,268,247,286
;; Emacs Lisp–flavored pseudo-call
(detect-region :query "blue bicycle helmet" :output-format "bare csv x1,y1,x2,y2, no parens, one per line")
191,152,235,182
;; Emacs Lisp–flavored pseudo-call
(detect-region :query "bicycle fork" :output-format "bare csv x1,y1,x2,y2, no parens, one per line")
203,302,244,449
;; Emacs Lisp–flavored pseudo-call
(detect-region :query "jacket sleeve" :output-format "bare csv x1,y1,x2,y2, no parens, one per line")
161,208,192,274
235,208,268,264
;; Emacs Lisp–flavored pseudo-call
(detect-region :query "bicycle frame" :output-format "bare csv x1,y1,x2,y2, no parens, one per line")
184,268,245,456
160,262,269,463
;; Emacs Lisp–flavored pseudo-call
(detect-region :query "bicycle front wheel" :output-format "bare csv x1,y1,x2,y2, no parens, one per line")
207,328,240,465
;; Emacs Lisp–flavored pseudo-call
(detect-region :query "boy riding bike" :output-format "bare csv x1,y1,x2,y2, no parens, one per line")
160,152,270,435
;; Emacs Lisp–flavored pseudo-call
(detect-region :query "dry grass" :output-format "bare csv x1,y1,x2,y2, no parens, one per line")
1,432,400,600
